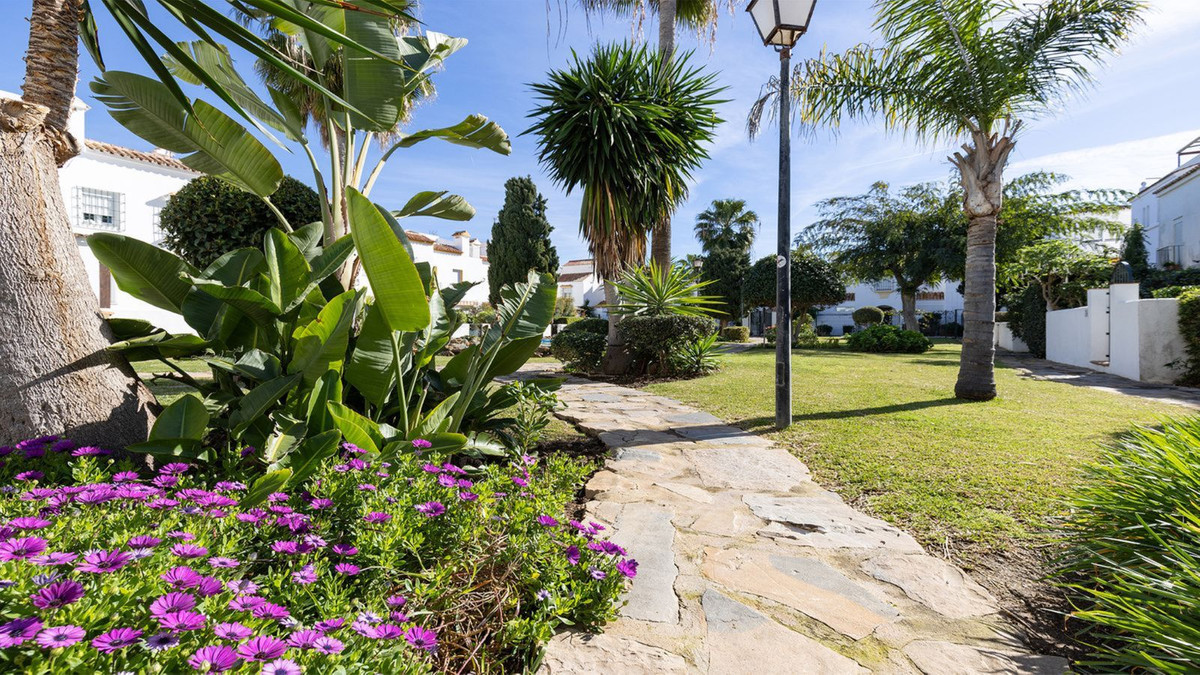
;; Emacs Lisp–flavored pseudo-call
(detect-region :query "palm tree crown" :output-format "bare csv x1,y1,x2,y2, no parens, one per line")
694,198,759,250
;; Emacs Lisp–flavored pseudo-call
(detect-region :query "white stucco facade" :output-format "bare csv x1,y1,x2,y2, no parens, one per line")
403,229,490,306
555,259,607,316
813,279,965,336
1132,138,1200,268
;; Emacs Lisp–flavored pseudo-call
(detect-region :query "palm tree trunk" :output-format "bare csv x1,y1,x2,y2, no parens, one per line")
601,279,633,375
900,289,919,332
648,0,678,270
0,0,155,446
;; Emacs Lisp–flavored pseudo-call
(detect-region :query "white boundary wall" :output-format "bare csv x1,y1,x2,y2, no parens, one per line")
1044,283,1186,384
993,322,1028,352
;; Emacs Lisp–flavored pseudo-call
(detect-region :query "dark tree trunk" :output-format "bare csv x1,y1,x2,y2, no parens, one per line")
0,0,155,446
900,289,919,332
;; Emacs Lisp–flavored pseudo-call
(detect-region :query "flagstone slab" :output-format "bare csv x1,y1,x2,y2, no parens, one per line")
902,640,1069,674
540,633,690,674
702,590,869,674
684,445,811,491
745,495,924,553
655,481,715,504
615,503,680,623
702,547,896,640
862,553,998,619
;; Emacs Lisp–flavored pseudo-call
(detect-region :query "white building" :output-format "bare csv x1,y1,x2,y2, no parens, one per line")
556,258,607,316
1133,136,1200,268
812,280,965,336
403,229,490,306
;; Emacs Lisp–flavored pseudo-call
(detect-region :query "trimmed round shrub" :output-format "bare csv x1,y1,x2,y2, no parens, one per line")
816,324,833,337
562,317,608,336
160,175,322,268
620,315,715,373
550,330,607,373
852,306,885,327
793,321,820,348
720,326,750,343
846,325,931,353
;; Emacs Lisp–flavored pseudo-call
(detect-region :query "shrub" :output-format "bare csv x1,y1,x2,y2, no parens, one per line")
846,325,931,353
815,324,833,337
1008,284,1047,358
1177,288,1200,385
852,306,884,327
793,322,820,348
1152,285,1198,299
993,311,1010,322
487,177,559,307
0,435,631,673
719,326,750,343
561,317,608,336
550,330,606,373
1059,418,1200,672
943,321,963,338
160,176,322,269
671,334,722,375
611,263,721,318
620,315,715,374
842,324,855,335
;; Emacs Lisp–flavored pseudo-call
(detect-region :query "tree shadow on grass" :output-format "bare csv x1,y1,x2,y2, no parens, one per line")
737,396,971,430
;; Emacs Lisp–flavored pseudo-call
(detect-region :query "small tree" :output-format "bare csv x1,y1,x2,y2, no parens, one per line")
744,249,845,318
487,176,560,307
160,176,321,269
1122,222,1151,280
999,240,1113,311
695,199,758,324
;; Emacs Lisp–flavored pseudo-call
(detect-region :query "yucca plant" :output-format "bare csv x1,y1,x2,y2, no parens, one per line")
611,262,723,317
1058,417,1200,672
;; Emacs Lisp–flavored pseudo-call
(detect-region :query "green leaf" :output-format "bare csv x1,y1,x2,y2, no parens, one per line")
125,439,209,463
304,370,343,434
230,374,303,436
276,429,340,486
261,418,306,467
309,235,355,284
347,188,429,331
106,318,160,341
188,279,282,333
233,350,282,381
90,72,283,197
485,335,544,380
327,401,383,454
107,333,209,361
289,290,359,386
380,431,467,461
344,303,395,408
88,233,198,313
393,191,475,221
264,229,312,311
393,114,510,154
150,395,209,441
412,393,458,437
288,222,326,259
337,2,409,131
241,469,293,508
202,248,266,286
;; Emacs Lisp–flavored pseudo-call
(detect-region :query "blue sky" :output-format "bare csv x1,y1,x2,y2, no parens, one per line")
2,0,1198,263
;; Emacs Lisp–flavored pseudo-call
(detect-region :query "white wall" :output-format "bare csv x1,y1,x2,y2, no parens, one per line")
1045,307,1092,369
407,235,490,305
994,322,1028,352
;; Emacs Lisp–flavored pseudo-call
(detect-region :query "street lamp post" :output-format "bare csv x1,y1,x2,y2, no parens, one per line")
746,0,817,430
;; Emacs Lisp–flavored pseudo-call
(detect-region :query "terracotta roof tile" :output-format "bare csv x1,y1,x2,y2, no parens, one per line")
406,231,436,244
558,272,593,282
433,243,462,254
564,258,594,265
84,140,197,173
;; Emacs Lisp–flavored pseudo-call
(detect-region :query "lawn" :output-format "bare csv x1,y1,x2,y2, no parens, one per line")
645,343,1181,555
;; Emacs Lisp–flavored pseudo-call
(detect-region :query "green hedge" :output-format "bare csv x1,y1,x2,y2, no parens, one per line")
562,317,608,336
845,325,931,353
1008,284,1047,358
1152,285,1199,299
550,330,606,373
1059,417,1200,671
1177,288,1200,385
620,315,715,372
719,326,750,342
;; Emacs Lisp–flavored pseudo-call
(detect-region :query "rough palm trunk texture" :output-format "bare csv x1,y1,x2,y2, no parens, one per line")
648,0,677,270
0,0,155,445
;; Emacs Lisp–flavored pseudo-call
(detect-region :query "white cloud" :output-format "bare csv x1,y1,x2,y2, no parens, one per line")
1008,128,1200,193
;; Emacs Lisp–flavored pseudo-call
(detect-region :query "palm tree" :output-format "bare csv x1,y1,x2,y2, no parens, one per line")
0,0,414,445
749,0,1144,401
570,0,737,269
526,43,723,371
695,198,759,247
695,199,758,323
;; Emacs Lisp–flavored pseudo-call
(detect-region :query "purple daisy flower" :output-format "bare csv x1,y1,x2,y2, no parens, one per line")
331,544,357,556
34,624,84,649
168,530,195,541
308,498,333,510
150,592,197,617
363,511,391,524
72,446,109,457
30,580,84,609
9,517,51,530
436,473,457,488
112,471,140,483
15,470,44,482
292,565,317,585
208,556,239,568
229,595,267,612
386,594,407,608
312,636,344,654
314,618,345,633
236,635,287,662
156,610,206,632
404,625,438,653
196,576,224,597
28,551,76,566
512,476,529,488
0,536,47,561
334,563,360,576
161,566,203,589
251,602,290,621
146,632,180,651
261,659,302,675
600,541,626,556
0,617,42,648
459,491,479,501
412,438,433,449
159,462,190,475
370,623,403,640
270,540,299,555
77,549,133,573
588,567,607,580
536,515,559,527
226,579,258,595
617,558,639,578
189,644,240,672
565,545,581,566
287,629,322,649
415,501,445,517
171,543,208,559
91,627,142,653
213,622,252,641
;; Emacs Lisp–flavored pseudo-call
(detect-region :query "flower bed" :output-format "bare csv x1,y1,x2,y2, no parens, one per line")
0,436,632,673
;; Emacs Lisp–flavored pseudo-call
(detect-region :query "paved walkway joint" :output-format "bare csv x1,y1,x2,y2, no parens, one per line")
537,375,1069,675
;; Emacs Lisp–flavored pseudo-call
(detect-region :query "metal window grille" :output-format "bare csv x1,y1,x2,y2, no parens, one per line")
151,207,164,244
74,187,124,232
871,279,895,293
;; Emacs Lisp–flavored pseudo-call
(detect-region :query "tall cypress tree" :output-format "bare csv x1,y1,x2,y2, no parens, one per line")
487,176,559,306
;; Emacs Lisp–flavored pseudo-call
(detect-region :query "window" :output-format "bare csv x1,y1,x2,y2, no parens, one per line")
916,291,944,301
560,285,574,299
872,279,895,293
453,269,464,284
74,188,124,232
1158,217,1186,267
151,207,164,244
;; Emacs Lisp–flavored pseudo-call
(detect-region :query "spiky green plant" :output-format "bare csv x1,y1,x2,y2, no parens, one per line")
611,262,723,317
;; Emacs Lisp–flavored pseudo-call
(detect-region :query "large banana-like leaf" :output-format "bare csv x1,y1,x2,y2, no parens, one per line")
274,429,340,486
106,318,159,340
90,72,283,197
188,280,282,334
309,235,355,284
107,332,209,362
304,371,343,434
264,230,311,312
394,191,476,221
412,393,458,438
327,401,384,454
288,222,325,260
150,395,209,440
484,271,557,351
392,114,511,154
204,248,266,285
241,469,292,508
344,303,395,408
88,233,198,313
230,374,303,436
347,189,429,331
332,2,409,131
289,290,360,386
261,418,306,467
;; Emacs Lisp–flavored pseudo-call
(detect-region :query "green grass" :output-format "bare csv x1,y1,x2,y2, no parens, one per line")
645,344,1180,554
131,359,210,375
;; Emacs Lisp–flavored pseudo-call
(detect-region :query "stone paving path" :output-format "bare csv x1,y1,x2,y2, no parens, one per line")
997,350,1200,409
537,375,1069,675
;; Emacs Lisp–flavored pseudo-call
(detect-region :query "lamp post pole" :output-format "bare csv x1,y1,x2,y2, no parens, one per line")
775,46,792,430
